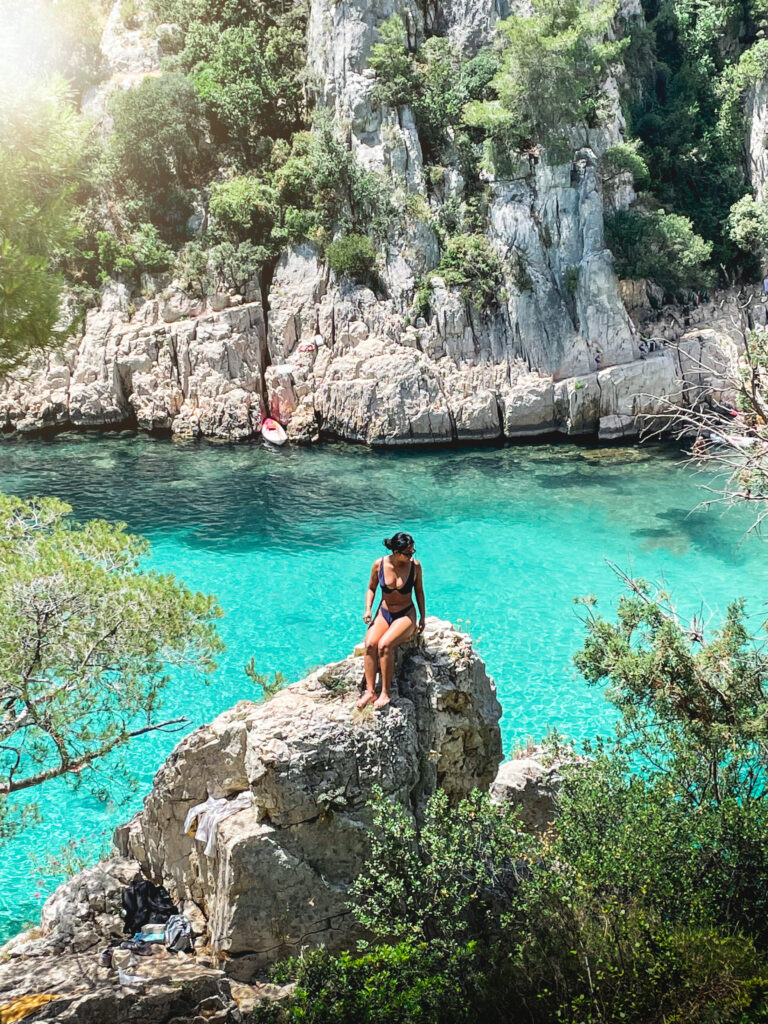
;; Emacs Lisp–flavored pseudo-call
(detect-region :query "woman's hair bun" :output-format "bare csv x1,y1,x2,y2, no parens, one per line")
384,532,414,553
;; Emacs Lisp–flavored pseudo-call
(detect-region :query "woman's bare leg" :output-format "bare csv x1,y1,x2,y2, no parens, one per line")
375,615,416,708
358,614,389,708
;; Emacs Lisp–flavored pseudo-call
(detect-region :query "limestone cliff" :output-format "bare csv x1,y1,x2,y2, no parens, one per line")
0,0,756,444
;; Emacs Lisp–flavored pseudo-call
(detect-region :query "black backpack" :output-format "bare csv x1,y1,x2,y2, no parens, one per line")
122,879,178,934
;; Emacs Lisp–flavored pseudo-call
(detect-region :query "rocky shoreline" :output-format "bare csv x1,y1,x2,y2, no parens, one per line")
0,279,754,448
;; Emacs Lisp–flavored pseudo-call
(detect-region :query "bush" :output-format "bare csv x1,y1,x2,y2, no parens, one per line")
368,15,416,109
108,73,208,234
0,76,90,373
326,234,377,282
252,941,488,1024
96,223,173,283
208,176,277,245
207,240,267,294
605,208,713,295
190,21,305,165
727,193,768,274
434,234,504,310
464,0,625,156
272,116,389,240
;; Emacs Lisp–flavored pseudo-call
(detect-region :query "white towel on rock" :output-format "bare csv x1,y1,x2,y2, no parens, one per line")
183,791,254,856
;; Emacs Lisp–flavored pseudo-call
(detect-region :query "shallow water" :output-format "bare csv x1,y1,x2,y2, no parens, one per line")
0,434,765,939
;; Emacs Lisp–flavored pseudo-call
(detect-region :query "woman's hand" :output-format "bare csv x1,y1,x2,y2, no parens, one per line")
417,617,425,634
363,611,373,625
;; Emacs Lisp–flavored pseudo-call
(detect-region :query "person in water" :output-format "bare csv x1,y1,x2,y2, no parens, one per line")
358,531,425,710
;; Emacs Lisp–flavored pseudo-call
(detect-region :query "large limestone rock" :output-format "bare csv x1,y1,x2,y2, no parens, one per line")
0,621,500,1016
746,77,768,202
115,619,502,966
0,295,268,440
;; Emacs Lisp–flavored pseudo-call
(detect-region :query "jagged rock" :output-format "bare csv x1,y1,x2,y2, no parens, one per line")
0,298,268,441
0,947,241,1023
746,77,768,201
490,744,586,831
114,619,502,967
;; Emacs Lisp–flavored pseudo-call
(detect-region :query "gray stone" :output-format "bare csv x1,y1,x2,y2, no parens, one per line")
490,745,586,831
116,619,501,966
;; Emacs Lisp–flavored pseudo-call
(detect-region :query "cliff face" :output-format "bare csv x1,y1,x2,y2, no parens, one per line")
0,0,750,444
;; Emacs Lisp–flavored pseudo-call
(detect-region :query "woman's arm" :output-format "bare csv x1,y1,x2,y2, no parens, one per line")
414,561,426,633
364,560,380,624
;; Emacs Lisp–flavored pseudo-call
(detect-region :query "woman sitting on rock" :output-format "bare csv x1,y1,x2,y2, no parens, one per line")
357,531,425,710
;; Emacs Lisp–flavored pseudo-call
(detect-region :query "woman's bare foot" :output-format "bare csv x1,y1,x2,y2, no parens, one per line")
373,693,391,709
357,690,377,709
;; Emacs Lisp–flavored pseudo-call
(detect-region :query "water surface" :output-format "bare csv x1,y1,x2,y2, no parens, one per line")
0,434,765,939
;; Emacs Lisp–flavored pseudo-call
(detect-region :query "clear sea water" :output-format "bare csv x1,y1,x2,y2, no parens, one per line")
0,433,765,941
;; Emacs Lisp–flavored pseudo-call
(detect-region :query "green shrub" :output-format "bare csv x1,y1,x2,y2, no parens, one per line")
96,223,173,283
464,0,625,156
191,21,305,166
0,76,90,373
326,234,377,282
252,941,489,1024
368,15,416,108
434,234,504,310
511,249,534,292
605,208,713,295
350,787,532,943
272,116,389,240
563,265,580,294
727,193,768,274
599,141,650,189
207,240,267,294
108,73,208,234
132,222,174,273
208,176,277,245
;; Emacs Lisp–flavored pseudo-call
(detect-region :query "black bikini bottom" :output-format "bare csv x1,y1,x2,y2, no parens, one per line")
379,602,415,626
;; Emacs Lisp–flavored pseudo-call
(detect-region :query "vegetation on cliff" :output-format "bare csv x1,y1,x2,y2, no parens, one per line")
9,0,768,367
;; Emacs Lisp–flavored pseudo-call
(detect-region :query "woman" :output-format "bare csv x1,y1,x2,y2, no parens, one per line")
357,531,425,709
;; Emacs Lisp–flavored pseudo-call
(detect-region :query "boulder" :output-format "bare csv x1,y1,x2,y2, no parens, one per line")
490,744,586,831
115,619,502,967
0,299,268,441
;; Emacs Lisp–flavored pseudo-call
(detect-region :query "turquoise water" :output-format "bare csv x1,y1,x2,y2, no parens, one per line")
0,434,766,940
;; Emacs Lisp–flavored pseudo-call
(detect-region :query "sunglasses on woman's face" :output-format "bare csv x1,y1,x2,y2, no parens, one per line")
400,547,415,555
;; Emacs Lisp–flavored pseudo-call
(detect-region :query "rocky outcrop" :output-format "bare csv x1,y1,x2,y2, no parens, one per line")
0,620,500,1016
746,77,768,202
0,291,268,440
490,744,587,831
114,618,501,967
0,0,741,445
0,859,244,1023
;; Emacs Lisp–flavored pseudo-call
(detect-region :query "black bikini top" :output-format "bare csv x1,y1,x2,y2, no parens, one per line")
379,558,415,595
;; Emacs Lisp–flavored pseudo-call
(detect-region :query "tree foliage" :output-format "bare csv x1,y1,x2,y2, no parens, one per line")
465,0,625,155
0,77,88,376
433,234,505,311
0,494,223,838
605,208,713,294
108,73,209,235
326,234,377,283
